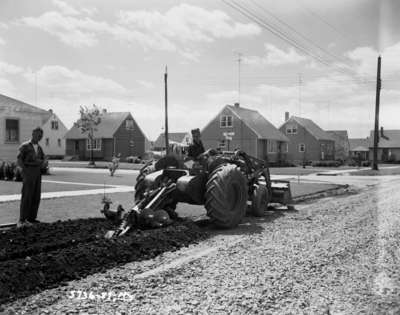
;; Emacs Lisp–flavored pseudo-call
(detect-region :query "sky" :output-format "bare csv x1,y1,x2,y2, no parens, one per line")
0,0,399,140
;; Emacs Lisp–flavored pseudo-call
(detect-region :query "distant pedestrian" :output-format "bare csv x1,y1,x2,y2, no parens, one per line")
17,127,45,227
109,153,121,176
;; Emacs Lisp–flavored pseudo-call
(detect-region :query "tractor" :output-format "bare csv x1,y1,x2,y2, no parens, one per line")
102,149,293,238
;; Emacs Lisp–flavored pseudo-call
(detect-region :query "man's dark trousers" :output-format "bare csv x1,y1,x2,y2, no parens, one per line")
20,167,42,222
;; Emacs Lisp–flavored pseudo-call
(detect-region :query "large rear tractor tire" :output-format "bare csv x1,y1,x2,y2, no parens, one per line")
205,164,247,228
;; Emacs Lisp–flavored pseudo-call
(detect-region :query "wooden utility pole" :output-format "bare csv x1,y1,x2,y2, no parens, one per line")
164,66,169,155
237,52,242,104
372,55,382,170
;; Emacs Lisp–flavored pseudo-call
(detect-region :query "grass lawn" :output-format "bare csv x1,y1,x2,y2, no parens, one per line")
0,192,135,224
0,180,341,225
49,160,145,170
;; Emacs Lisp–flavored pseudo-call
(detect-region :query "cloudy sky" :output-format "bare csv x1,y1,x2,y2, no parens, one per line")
0,0,399,140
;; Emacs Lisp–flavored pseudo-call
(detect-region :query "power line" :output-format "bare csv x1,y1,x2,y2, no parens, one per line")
250,0,351,67
222,0,365,83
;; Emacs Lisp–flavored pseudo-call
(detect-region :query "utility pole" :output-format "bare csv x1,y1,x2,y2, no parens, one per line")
298,73,302,116
236,52,242,104
372,55,382,171
164,66,169,155
35,72,38,107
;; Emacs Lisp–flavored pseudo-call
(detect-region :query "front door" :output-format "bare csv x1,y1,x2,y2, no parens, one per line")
382,148,389,162
74,140,79,155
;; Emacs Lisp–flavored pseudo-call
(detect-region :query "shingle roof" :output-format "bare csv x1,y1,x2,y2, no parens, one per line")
349,138,370,151
288,116,334,141
154,132,189,148
65,112,130,139
0,93,51,124
226,105,288,142
368,130,400,148
327,130,348,139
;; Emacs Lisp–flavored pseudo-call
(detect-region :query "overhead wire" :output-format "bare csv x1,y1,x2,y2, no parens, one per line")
249,0,351,67
222,0,369,85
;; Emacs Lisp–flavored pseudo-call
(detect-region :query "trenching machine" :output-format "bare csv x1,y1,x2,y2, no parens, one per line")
102,149,293,238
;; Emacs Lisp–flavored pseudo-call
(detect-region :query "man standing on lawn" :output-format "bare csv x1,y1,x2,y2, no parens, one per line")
17,127,46,227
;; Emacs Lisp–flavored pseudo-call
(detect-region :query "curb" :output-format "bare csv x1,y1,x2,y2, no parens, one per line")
292,184,350,203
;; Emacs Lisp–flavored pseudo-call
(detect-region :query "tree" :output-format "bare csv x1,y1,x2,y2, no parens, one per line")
74,105,103,166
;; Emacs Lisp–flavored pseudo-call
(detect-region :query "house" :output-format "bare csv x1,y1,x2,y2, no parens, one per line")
201,103,289,163
153,132,191,151
279,113,335,164
65,111,147,161
326,130,350,161
368,128,400,162
349,138,370,161
0,93,66,160
41,109,68,158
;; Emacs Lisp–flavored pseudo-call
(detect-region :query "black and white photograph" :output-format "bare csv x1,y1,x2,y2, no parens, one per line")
0,0,399,313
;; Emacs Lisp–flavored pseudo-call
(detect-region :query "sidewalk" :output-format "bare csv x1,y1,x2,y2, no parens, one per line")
315,165,400,176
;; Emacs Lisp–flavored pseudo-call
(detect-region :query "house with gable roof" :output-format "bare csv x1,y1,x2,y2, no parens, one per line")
153,132,191,151
201,103,289,163
368,128,400,162
0,93,67,160
65,111,148,161
279,112,335,164
349,138,370,161
326,130,350,161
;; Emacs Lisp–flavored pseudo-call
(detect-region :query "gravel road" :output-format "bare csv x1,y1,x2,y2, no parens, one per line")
3,177,400,314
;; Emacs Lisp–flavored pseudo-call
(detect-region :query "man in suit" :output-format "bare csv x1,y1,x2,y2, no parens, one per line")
17,127,45,227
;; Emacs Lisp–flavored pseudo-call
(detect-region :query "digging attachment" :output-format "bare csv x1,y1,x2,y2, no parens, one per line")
270,180,294,209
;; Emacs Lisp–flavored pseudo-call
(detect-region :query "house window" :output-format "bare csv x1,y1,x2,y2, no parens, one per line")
125,119,134,130
282,143,288,153
57,139,61,147
45,138,49,146
268,140,276,153
299,143,305,152
51,120,59,130
86,138,102,151
5,119,19,143
220,115,233,128
219,139,226,148
286,124,297,135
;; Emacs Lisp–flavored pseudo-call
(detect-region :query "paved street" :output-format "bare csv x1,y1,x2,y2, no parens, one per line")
4,174,400,314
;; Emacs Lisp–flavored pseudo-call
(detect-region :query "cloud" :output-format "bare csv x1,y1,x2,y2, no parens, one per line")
118,4,261,44
136,80,155,89
0,61,24,74
0,37,5,45
347,41,400,77
19,4,260,54
0,78,17,96
244,43,307,66
52,0,80,16
23,65,128,97
19,11,107,47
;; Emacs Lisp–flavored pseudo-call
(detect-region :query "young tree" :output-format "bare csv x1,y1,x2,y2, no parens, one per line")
74,105,103,166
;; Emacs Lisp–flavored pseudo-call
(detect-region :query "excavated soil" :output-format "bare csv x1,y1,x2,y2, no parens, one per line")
0,218,207,305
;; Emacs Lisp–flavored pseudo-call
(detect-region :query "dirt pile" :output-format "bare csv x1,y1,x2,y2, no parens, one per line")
0,218,207,305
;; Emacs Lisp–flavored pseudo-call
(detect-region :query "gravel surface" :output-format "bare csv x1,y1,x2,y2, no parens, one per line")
3,177,400,314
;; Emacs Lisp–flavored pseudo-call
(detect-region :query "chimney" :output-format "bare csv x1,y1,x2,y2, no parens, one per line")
48,109,53,114
234,102,240,108
285,111,289,121
380,126,389,140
